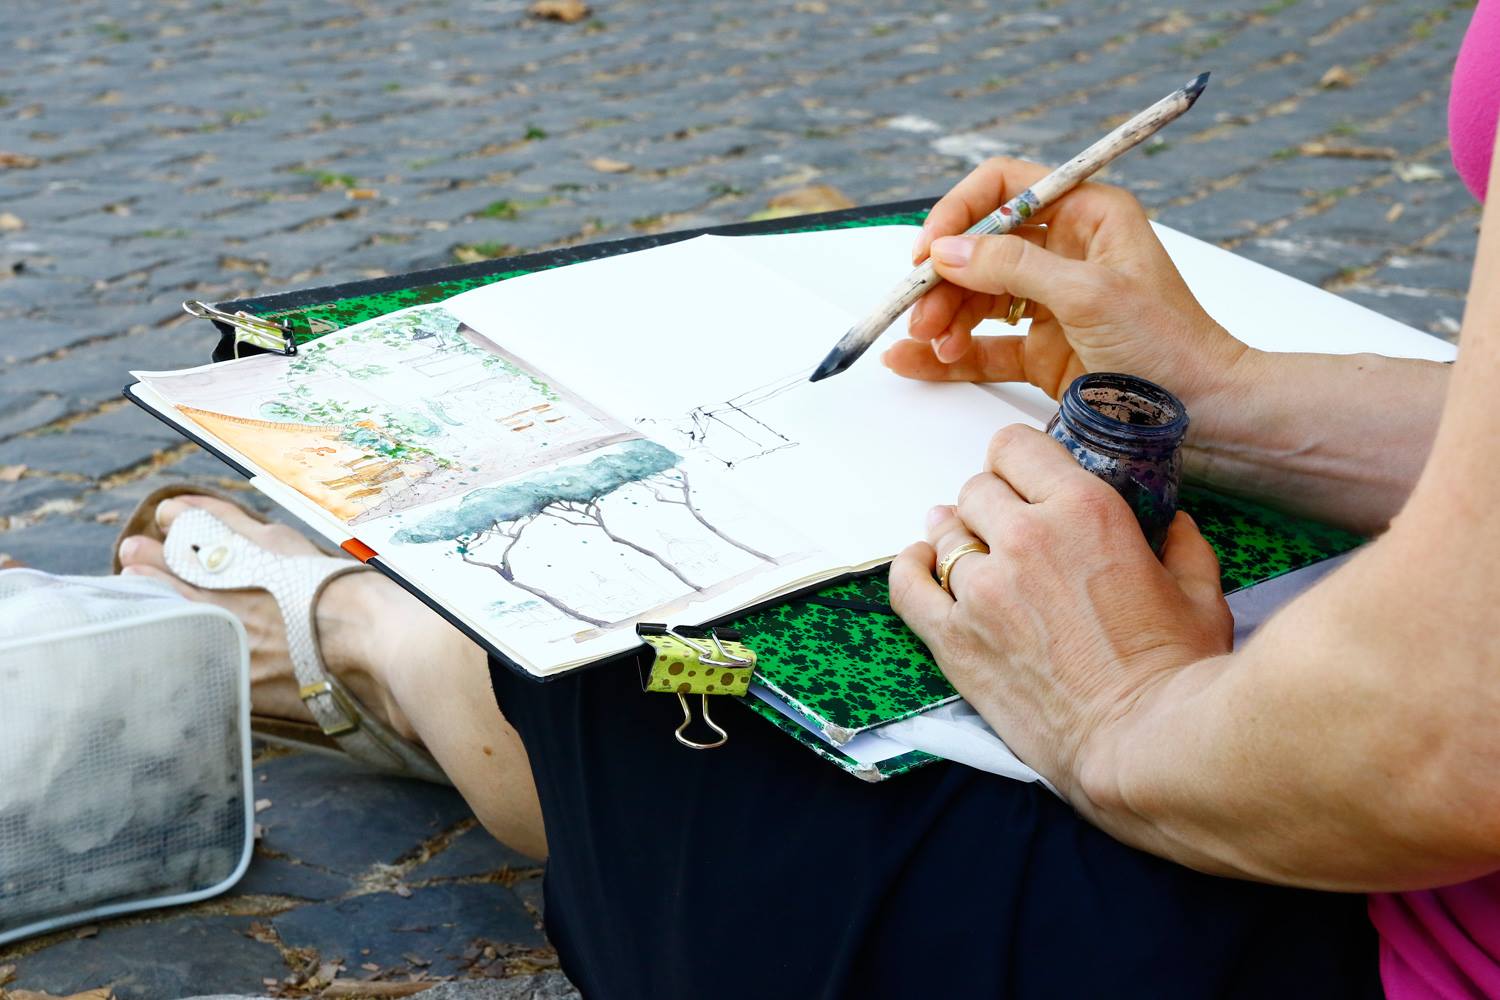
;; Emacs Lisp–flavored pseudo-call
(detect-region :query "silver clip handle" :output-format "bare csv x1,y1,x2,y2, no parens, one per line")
183,300,297,356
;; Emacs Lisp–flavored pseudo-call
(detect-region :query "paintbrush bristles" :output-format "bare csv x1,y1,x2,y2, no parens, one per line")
808,71,1210,383
809,261,940,382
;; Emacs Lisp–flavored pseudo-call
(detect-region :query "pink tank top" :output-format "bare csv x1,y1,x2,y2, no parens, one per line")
1449,0,1498,201
1366,4,1499,996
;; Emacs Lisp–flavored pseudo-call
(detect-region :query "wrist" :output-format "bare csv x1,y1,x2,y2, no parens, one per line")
1179,339,1274,487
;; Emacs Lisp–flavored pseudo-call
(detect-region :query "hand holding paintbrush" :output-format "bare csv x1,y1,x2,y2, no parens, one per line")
809,72,1211,383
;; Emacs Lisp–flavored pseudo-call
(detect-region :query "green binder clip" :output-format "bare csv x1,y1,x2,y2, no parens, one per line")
636,624,756,750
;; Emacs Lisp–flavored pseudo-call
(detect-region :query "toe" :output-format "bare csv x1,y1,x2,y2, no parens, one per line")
118,533,168,572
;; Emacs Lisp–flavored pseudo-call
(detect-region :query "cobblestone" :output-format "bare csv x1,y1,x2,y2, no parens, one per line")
0,0,1484,996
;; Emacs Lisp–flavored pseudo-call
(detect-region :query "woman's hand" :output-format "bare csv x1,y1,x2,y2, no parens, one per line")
890,157,1249,409
888,424,1233,797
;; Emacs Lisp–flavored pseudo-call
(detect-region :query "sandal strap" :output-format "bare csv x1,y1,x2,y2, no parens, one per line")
163,508,446,783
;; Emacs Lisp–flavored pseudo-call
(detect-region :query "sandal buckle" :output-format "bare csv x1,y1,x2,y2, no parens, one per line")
299,680,359,737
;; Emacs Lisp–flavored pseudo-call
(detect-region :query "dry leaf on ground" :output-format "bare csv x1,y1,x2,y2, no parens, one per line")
0,152,40,169
588,156,632,173
748,184,854,221
1298,141,1397,160
346,188,380,200
1319,65,1355,88
0,213,24,232
528,0,590,23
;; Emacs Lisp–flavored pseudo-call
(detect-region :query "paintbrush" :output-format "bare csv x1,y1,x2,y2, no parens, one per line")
808,71,1211,383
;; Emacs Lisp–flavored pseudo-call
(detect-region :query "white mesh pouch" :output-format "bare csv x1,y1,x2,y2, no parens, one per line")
0,569,252,945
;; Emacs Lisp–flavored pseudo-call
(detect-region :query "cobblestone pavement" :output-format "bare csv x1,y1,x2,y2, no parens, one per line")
0,0,1484,996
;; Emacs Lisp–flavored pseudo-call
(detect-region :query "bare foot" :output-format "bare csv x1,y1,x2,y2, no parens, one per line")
117,495,419,741
118,492,548,857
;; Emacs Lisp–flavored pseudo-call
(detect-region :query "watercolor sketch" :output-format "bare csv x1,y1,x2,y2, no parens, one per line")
388,439,790,632
137,305,632,523
636,368,811,469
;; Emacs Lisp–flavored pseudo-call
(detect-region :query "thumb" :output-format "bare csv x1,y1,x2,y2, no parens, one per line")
1159,511,1225,609
929,233,1112,323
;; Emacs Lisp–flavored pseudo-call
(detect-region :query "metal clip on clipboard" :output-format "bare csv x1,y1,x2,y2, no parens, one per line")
636,624,757,750
183,300,298,358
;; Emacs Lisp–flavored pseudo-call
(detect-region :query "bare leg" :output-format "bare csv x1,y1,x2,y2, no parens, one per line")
118,495,547,859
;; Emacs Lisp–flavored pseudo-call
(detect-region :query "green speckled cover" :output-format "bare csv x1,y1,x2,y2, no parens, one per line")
225,209,1365,782
720,485,1363,757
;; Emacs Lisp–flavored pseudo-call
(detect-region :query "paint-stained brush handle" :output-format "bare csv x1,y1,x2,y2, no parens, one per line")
809,71,1211,383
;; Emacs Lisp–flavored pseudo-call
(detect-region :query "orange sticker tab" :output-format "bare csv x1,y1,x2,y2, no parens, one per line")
341,538,378,563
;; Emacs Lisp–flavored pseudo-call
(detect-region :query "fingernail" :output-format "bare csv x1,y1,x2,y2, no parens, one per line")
931,335,949,360
925,505,953,530
930,236,973,267
880,347,894,367
909,296,927,328
911,222,931,262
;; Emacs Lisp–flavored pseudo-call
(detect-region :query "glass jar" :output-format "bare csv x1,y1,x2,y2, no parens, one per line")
1046,373,1189,554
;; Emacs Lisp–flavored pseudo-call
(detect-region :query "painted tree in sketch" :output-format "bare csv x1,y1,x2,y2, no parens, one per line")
394,440,775,627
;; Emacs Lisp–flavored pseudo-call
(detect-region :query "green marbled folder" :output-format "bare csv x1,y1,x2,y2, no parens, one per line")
722,485,1363,782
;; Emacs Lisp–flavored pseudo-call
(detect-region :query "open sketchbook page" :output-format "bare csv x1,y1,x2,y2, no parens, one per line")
133,231,1042,676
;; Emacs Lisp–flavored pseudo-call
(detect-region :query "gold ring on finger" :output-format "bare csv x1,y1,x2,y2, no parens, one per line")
1005,296,1029,326
936,540,990,597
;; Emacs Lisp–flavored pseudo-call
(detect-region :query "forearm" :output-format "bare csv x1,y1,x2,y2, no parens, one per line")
1183,347,1449,535
1072,531,1500,891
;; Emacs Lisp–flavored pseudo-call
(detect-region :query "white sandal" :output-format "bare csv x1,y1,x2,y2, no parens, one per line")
144,500,448,784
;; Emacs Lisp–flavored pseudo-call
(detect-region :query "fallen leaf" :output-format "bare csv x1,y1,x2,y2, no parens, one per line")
103,203,131,217
346,188,380,200
360,963,381,973
254,798,273,813
0,963,16,986
8,991,112,1000
0,152,40,169
0,465,25,482
94,510,120,524
1394,162,1445,183
1385,203,1405,223
74,925,99,939
1298,141,1397,160
1319,65,1354,88
748,184,854,221
588,156,632,173
528,0,590,22
0,212,23,232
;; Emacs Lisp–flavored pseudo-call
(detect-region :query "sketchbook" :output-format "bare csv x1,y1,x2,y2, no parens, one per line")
128,230,1053,679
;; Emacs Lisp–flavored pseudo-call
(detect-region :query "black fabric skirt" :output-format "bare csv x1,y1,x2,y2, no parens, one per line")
489,657,1381,1000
